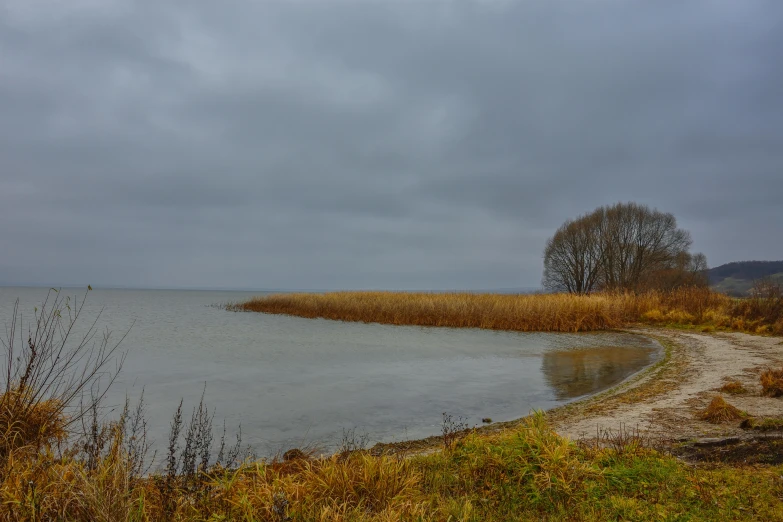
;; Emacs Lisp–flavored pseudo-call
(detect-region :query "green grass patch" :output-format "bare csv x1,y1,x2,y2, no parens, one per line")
408,413,783,521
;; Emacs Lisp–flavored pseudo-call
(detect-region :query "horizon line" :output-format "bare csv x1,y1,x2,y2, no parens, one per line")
0,283,543,293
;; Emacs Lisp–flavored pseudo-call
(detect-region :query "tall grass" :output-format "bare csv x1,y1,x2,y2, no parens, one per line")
230,287,783,334
3,411,783,521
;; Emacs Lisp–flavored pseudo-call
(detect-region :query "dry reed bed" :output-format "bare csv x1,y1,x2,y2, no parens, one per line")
230,288,770,333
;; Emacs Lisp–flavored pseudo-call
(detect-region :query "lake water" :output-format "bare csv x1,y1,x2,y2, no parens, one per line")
0,287,661,456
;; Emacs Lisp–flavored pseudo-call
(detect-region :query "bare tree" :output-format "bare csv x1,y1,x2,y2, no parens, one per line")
542,211,605,294
599,202,694,291
640,251,709,291
543,202,707,293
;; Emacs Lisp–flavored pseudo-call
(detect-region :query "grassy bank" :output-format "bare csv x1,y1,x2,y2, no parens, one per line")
5,410,783,521
230,287,783,334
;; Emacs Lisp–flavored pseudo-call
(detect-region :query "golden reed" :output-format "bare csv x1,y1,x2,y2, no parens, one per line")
230,287,749,333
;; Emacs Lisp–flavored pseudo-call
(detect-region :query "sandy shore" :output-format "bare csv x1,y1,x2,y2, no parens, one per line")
551,328,783,442
372,328,783,455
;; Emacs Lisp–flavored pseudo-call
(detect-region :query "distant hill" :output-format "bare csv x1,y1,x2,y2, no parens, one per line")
708,261,783,296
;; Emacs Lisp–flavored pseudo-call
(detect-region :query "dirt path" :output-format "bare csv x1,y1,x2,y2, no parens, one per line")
551,329,783,442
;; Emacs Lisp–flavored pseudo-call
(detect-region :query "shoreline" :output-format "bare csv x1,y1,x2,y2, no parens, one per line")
8,294,783,519
370,327,783,455
552,328,783,442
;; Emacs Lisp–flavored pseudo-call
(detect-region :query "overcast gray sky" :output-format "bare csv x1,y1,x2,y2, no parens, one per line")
1,1,781,290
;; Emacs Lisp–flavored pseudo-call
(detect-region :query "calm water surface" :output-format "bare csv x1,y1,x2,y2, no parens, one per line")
0,287,661,455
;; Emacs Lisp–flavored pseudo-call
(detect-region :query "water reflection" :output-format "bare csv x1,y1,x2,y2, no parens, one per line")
541,345,658,400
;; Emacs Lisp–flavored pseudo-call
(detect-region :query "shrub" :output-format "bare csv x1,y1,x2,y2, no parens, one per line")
761,367,783,397
703,308,732,327
0,290,127,464
0,391,65,459
719,380,746,395
700,396,746,424
740,417,783,431
641,309,665,322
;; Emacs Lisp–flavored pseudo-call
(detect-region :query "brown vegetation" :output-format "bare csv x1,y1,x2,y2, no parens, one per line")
733,278,783,333
699,396,746,424
718,380,746,395
761,367,783,397
3,292,783,520
0,391,65,460
4,408,783,520
740,417,783,432
231,286,783,335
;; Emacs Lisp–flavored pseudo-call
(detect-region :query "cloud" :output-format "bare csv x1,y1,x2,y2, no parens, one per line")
1,0,781,289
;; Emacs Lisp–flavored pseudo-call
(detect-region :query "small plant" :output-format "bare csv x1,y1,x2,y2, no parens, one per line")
761,367,783,397
699,396,746,424
283,448,307,461
157,389,249,518
180,386,215,481
338,427,370,457
740,417,783,431
578,422,666,456
215,420,244,468
481,417,492,424
719,380,747,395
272,491,291,521
442,412,470,450
595,424,656,455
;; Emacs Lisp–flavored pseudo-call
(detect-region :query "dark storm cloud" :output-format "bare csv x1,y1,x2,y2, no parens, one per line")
1,0,781,290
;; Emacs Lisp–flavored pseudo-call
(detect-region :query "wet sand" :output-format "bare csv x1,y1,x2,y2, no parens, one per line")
552,328,783,443
372,328,783,455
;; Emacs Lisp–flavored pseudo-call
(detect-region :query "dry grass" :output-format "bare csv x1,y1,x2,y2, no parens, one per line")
761,367,783,397
230,287,783,335
740,417,783,431
699,396,746,424
3,411,783,520
233,291,629,332
718,380,747,395
230,287,750,333
0,390,66,460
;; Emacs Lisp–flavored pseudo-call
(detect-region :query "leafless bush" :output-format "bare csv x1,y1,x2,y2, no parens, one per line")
1,289,129,461
442,412,470,450
338,427,370,457
180,387,214,480
215,420,244,468
158,390,250,518
76,389,154,479
579,424,666,455
78,389,113,471
119,390,154,479
163,389,250,478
